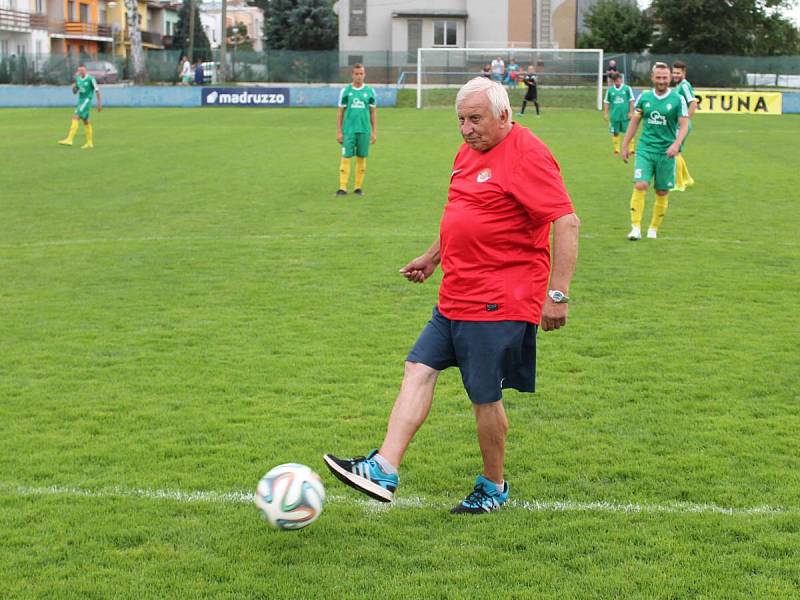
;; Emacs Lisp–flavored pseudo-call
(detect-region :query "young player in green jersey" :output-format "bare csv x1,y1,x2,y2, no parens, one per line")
603,73,635,155
58,64,102,149
671,60,697,191
621,62,689,241
336,64,377,196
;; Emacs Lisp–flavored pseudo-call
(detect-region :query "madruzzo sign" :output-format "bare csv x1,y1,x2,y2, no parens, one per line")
201,87,290,107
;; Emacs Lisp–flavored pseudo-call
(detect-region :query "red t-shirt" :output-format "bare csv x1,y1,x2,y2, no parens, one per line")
438,123,574,324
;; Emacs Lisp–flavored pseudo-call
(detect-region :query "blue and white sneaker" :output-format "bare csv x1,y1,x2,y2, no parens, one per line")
323,450,398,503
451,475,510,514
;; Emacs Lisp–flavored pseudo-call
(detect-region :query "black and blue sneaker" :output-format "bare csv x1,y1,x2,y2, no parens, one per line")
323,450,398,503
451,475,510,514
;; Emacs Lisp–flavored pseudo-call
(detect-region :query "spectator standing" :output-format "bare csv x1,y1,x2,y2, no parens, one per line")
490,56,505,82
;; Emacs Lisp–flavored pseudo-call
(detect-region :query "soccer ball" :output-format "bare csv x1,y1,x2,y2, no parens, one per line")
254,463,325,530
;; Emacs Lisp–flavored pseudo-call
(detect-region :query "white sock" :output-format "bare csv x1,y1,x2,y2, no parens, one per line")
373,453,398,475
484,476,505,491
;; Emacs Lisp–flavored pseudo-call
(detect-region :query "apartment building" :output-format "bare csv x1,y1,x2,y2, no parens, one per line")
336,0,608,60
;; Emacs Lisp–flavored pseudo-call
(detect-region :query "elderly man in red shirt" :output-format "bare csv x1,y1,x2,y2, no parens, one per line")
325,77,580,514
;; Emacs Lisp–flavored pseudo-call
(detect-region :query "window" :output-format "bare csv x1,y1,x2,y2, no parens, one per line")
36,0,44,13
407,19,421,63
36,40,43,57
349,0,366,36
166,21,171,36
67,1,75,20
79,3,89,23
1,40,8,56
99,6,106,24
433,20,457,47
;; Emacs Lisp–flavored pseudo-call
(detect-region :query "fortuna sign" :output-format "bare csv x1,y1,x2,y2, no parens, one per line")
694,91,782,115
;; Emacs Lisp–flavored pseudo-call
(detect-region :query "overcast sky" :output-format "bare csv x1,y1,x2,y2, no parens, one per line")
635,0,800,26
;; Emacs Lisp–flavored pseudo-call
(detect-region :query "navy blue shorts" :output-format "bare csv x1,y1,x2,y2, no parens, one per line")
407,306,537,405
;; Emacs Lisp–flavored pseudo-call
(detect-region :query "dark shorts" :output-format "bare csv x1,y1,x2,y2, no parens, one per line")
525,91,538,101
407,306,537,405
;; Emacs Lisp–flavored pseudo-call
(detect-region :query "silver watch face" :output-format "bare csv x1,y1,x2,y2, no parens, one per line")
550,291,565,302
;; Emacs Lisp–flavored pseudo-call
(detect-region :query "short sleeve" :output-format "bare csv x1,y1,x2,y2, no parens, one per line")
508,141,574,226
634,93,644,113
338,88,347,108
603,88,610,103
92,77,99,90
627,86,635,102
369,89,376,106
678,95,688,117
682,82,696,103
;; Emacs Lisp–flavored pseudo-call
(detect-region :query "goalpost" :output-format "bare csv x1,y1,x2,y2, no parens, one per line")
416,47,605,111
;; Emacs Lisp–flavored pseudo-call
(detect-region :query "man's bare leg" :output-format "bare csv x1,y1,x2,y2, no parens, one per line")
378,361,439,468
474,400,508,484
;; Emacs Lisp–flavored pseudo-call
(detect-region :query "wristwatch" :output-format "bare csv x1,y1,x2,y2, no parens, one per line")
548,290,570,304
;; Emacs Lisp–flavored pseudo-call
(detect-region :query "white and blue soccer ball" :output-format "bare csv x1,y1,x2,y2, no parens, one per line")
255,463,325,530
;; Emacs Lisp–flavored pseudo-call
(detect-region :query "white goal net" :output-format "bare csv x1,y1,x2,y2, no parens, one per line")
416,48,604,110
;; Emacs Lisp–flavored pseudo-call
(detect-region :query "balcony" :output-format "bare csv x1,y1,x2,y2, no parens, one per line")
0,8,32,31
140,30,163,47
49,20,112,40
30,14,48,29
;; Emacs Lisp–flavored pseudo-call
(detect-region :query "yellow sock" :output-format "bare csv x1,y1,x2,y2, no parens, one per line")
612,136,620,153
84,123,93,145
66,119,79,142
680,154,694,187
339,157,351,190
354,157,367,189
673,155,685,191
650,194,669,230
628,138,635,154
630,188,646,228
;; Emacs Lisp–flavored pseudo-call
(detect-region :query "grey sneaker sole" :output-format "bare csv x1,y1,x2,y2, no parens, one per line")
322,454,394,503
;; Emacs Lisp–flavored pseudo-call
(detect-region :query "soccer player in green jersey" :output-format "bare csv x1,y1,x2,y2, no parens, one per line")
58,64,102,149
336,64,377,196
603,72,635,155
621,62,689,240
671,60,697,191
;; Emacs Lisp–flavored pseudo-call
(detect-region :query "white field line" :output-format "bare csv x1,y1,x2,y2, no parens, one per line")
2,483,790,517
0,232,795,250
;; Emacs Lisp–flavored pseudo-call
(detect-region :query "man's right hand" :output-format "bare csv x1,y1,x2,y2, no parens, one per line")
336,132,343,144
621,147,630,162
399,255,438,283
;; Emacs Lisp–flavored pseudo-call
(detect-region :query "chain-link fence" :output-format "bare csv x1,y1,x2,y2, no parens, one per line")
2,50,800,88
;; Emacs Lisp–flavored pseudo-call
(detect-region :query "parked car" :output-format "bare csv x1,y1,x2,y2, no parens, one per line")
84,60,119,84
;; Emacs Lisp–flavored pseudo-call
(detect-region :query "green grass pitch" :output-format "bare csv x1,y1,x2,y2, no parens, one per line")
1,104,799,598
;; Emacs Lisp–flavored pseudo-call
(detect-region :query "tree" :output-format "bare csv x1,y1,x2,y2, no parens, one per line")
261,0,337,50
173,0,212,60
227,22,254,51
578,0,653,52
752,13,800,55
124,0,146,83
651,0,800,55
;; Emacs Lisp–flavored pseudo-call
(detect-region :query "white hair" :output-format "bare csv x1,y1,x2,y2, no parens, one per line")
455,77,512,119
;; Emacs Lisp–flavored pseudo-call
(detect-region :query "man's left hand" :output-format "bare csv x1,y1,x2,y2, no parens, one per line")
370,133,376,144
540,299,568,331
666,143,680,157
